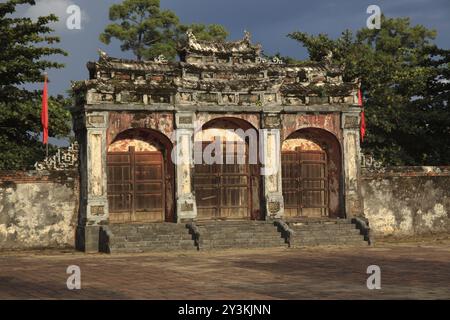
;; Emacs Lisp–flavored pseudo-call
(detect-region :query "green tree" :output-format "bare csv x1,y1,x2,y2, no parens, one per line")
99,0,179,61
289,16,449,165
412,46,450,164
100,0,229,61
177,23,228,43
0,0,71,170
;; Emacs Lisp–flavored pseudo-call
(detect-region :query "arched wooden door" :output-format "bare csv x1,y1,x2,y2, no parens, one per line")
194,141,260,220
281,128,342,219
107,129,174,224
193,118,261,221
282,148,328,218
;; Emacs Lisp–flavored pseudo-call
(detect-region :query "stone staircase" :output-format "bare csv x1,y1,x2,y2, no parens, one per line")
107,223,196,253
195,220,287,250
105,219,369,253
285,219,369,247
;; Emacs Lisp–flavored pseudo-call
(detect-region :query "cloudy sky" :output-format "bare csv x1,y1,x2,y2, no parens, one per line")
13,0,450,95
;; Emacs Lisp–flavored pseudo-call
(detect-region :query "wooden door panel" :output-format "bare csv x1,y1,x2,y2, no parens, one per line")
195,187,219,207
282,149,329,218
220,187,248,207
194,141,253,220
107,147,165,223
197,207,220,220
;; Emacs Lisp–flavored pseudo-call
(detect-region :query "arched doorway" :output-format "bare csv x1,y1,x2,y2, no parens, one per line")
107,128,175,223
281,128,342,219
193,118,261,221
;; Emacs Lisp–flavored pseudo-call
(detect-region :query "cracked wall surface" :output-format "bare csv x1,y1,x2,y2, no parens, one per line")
0,171,78,250
362,167,450,237
1,166,449,250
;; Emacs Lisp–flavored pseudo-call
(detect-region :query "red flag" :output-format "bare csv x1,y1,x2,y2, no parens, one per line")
41,74,48,145
358,88,366,142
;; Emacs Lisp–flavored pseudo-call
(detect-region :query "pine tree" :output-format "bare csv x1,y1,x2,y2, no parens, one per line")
100,0,229,61
0,0,71,170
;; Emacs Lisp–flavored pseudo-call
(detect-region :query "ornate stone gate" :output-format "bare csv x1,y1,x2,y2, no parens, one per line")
71,31,364,252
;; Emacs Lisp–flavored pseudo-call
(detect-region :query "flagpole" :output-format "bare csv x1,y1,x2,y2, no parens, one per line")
43,72,49,158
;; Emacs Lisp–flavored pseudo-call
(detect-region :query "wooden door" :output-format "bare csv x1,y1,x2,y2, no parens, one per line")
282,150,329,218
194,141,258,220
107,146,165,223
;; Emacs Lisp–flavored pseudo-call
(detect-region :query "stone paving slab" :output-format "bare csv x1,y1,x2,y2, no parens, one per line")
0,241,450,300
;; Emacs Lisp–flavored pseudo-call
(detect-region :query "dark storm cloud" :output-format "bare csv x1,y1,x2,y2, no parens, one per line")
15,0,450,95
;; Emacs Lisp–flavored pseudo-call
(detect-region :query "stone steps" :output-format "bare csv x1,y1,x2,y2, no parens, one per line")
286,219,369,247
108,223,197,253
197,221,287,250
106,219,369,253
111,234,194,242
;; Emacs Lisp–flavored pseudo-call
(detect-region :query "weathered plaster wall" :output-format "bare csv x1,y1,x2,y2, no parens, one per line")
0,171,79,250
362,167,450,237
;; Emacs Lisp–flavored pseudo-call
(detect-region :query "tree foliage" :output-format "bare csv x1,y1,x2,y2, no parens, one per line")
100,0,229,61
0,0,71,170
289,16,449,165
177,23,228,43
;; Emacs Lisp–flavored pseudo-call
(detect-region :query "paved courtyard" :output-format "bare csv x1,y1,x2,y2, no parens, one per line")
1,239,450,300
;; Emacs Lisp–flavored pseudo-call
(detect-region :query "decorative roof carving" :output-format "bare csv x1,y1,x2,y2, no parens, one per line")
243,30,251,43
180,30,262,58
153,54,168,63
73,33,359,108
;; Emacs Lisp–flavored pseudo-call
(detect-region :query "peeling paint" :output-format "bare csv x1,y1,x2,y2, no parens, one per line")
362,172,450,237
0,175,78,250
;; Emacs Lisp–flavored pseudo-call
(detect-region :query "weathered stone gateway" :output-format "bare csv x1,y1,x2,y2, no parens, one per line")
70,31,369,252
1,32,448,253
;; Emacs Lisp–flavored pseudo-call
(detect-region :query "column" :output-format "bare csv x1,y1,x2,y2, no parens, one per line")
342,109,365,218
84,111,109,252
175,112,197,222
261,114,284,219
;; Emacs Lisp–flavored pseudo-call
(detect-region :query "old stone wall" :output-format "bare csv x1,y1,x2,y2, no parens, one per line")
0,171,79,250
362,167,450,237
2,165,449,250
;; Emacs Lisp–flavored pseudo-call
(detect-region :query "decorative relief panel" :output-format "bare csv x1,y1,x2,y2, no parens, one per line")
282,113,341,141
107,112,174,145
35,142,79,171
89,132,103,197
87,115,105,125
343,115,360,129
268,201,281,214
263,115,281,129
197,113,260,130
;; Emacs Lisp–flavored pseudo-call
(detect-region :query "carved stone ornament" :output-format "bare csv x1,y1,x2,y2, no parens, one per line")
186,29,197,46
181,202,194,212
35,142,79,171
263,115,281,129
154,54,168,63
344,115,360,129
268,201,281,214
361,153,385,173
271,56,283,65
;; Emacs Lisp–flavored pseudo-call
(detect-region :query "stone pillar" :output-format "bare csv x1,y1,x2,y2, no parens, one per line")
261,114,284,219
83,112,109,252
175,112,197,222
342,109,365,218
